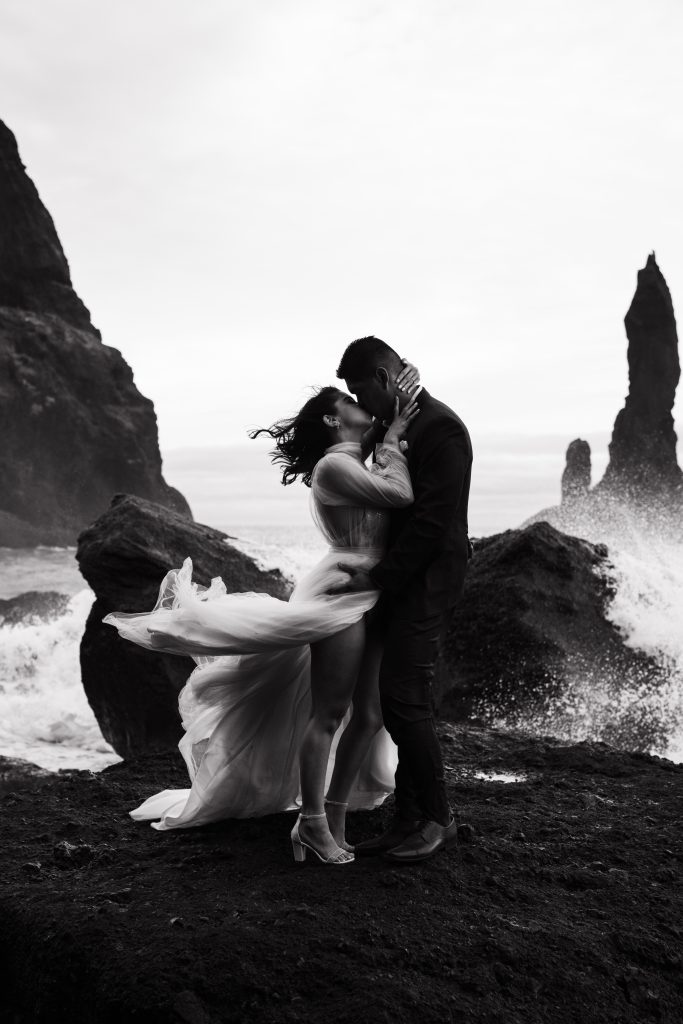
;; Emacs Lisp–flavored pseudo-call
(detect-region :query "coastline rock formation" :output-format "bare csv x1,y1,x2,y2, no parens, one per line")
77,504,671,759
0,123,93,332
529,254,682,534
597,252,682,500
439,522,670,751
0,590,70,626
560,439,591,505
0,119,190,546
77,494,291,759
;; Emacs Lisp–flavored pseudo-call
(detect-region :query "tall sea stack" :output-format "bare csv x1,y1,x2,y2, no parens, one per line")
529,253,682,535
596,252,682,500
0,120,191,545
560,439,591,506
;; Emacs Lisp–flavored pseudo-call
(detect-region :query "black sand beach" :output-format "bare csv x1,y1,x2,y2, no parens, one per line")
2,723,681,1023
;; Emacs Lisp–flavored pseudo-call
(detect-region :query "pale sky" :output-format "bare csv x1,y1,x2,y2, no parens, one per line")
2,0,682,522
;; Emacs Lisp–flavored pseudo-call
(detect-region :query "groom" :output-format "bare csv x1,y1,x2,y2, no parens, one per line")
330,336,473,863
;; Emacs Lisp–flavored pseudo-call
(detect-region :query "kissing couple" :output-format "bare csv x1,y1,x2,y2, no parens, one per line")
105,336,473,866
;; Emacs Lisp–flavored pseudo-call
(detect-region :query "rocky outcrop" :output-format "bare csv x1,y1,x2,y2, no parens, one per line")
0,119,190,546
438,522,671,751
561,439,591,505
597,253,682,499
0,590,70,626
77,494,291,759
0,754,52,794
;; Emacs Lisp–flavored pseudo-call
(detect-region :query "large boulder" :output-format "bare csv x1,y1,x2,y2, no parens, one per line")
0,119,190,546
77,494,291,759
439,522,670,751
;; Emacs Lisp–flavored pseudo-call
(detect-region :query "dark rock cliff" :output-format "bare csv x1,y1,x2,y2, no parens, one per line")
77,494,291,759
0,119,190,546
0,120,94,332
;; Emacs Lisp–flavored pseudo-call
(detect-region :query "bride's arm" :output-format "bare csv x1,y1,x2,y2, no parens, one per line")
314,448,413,508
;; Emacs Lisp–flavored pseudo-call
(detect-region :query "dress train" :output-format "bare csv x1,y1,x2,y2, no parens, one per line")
106,554,397,829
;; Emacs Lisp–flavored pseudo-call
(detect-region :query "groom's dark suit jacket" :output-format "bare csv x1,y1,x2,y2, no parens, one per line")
369,388,472,619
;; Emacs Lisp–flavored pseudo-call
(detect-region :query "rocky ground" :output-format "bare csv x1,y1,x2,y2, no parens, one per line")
1,724,681,1023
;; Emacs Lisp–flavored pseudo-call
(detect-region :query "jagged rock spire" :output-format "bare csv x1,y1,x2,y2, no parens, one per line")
561,439,591,505
597,252,682,497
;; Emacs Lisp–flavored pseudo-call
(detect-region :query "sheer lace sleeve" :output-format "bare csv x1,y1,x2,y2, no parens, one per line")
313,444,413,508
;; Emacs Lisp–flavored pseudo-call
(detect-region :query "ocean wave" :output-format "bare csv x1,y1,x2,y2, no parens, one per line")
491,508,683,763
0,588,120,771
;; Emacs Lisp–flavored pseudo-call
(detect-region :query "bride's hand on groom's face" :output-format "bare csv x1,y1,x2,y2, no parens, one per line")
327,564,375,595
383,395,420,447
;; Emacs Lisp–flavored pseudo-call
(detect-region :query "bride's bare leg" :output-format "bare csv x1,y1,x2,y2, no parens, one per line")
325,626,384,845
298,620,365,859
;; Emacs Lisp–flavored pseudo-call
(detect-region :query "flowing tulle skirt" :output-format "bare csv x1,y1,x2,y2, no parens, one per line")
103,550,397,829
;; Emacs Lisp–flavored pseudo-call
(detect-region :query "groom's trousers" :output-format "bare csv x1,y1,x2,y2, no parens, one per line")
377,592,461,828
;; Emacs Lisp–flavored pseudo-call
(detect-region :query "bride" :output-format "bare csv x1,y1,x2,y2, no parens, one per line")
104,369,419,866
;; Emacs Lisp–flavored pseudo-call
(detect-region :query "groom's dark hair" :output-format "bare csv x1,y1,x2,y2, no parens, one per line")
336,336,402,381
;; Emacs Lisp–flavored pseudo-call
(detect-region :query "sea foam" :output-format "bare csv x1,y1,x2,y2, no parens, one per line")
0,588,120,770
488,507,683,762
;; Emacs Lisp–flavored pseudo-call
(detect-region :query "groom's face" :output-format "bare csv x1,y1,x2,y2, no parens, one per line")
345,372,394,420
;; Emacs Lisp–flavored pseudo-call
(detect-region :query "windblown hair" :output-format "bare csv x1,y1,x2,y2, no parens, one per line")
249,386,342,487
336,335,401,382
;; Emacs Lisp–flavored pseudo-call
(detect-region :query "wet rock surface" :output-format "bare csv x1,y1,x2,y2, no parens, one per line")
0,589,70,625
439,522,669,750
1,726,681,1023
77,494,291,759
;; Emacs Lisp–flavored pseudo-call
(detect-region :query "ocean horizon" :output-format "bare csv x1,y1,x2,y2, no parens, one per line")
160,431,615,540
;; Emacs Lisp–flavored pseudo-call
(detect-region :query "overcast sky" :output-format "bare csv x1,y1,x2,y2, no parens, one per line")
3,0,682,482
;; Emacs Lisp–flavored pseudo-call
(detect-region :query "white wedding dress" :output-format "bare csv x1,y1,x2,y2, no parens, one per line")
103,441,413,830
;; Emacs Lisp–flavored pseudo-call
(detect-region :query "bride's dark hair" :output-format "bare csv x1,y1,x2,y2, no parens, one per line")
249,386,343,487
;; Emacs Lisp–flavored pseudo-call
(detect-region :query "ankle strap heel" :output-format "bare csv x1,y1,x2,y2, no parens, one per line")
324,799,353,853
291,813,354,866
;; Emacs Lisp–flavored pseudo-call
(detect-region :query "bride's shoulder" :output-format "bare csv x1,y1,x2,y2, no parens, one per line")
312,448,361,487
313,449,344,477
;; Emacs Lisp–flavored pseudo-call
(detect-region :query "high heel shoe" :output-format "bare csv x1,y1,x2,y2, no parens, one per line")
324,798,354,852
291,812,355,865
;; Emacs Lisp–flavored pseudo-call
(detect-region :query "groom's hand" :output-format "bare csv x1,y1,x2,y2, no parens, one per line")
327,563,375,594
